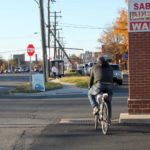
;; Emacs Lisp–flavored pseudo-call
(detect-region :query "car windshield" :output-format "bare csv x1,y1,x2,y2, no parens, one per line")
110,65,119,70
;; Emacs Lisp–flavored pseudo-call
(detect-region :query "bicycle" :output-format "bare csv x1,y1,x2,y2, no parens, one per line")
94,92,110,135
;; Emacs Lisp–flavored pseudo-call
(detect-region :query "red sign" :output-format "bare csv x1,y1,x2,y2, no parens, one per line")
130,22,150,31
27,44,35,56
129,0,150,32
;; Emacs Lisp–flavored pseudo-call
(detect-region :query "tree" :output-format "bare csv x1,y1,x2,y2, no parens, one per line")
70,54,82,65
98,8,128,64
0,56,5,72
125,0,128,3
0,56,4,66
114,9,128,54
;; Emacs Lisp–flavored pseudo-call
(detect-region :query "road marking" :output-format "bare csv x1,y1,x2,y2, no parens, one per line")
59,118,119,124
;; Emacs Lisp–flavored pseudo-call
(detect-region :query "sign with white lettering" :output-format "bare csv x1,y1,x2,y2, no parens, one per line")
32,74,45,92
128,0,150,32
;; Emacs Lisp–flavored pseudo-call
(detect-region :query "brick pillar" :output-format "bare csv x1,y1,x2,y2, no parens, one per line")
128,32,150,114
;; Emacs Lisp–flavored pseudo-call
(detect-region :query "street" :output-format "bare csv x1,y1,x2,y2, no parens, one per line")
0,95,127,150
0,73,30,93
0,74,149,150
0,95,150,150
0,0,149,149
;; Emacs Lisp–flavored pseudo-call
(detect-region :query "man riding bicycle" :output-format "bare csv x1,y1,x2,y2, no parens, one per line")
88,56,113,122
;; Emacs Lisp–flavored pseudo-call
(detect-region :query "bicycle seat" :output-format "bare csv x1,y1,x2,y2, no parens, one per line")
103,93,109,100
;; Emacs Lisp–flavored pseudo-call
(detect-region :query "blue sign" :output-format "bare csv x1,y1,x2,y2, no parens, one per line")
123,53,128,60
32,74,45,92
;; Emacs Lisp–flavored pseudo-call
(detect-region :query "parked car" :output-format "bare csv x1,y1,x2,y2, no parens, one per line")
14,67,21,73
110,63,123,85
23,67,30,72
4,69,12,73
86,62,96,75
83,63,89,75
76,65,84,75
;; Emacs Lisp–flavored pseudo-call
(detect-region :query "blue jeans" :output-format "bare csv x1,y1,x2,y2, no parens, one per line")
52,72,56,79
88,82,113,118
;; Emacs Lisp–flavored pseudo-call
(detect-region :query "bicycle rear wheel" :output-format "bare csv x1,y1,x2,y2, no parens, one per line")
101,102,109,135
95,114,99,130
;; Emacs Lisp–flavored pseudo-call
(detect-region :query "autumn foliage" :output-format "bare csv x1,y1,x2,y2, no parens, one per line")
99,1,128,66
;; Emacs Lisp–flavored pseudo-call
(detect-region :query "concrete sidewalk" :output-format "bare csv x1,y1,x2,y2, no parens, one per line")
0,79,128,98
11,79,128,98
14,82,88,97
7,78,87,97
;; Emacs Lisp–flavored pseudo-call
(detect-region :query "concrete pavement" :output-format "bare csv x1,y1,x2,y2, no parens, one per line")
0,79,88,98
14,82,88,98
14,80,150,125
4,79,128,98
1,79,149,125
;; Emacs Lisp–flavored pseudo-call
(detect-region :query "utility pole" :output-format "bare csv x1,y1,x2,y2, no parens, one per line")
50,29,73,64
47,0,51,77
57,31,60,59
54,12,57,59
39,0,48,82
47,0,51,60
47,0,56,77
58,35,64,60
51,11,61,59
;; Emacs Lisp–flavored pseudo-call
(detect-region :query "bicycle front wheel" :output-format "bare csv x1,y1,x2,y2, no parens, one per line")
101,102,109,135
95,114,99,130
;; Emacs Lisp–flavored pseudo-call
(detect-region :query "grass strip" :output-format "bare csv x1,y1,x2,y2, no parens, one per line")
11,82,62,93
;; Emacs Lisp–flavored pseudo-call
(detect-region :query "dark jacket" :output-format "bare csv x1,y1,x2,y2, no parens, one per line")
89,62,113,88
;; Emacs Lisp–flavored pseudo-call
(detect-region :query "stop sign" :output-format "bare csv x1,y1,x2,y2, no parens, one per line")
27,44,35,56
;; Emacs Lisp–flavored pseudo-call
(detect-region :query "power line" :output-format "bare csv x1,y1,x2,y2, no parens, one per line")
60,23,127,30
0,47,41,54
60,23,106,30
0,35,40,40
34,0,39,5
63,25,104,30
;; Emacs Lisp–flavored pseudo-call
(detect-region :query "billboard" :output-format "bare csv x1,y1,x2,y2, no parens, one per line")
128,0,150,32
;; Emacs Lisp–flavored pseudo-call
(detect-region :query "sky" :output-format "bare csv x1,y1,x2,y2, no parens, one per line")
0,0,127,61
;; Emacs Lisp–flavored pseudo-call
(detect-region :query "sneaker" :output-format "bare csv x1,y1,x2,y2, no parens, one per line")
93,106,100,115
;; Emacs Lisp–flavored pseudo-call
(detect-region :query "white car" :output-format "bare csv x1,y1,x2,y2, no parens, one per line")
87,62,96,75
110,64,123,85
14,67,21,73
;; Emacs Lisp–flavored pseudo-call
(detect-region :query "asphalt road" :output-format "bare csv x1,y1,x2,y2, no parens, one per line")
29,123,150,150
0,73,30,82
0,95,149,150
0,95,128,150
1,74,149,150
0,73,30,93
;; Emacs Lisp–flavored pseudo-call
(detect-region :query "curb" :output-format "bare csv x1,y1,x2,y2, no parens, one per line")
119,113,150,124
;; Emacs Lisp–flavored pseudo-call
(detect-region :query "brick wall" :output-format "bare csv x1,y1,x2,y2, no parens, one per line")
128,32,150,114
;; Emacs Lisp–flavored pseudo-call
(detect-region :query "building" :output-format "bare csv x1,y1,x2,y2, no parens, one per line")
80,51,92,63
13,54,25,67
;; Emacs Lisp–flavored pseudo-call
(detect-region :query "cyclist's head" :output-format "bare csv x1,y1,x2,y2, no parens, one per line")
97,55,108,67
97,56,105,63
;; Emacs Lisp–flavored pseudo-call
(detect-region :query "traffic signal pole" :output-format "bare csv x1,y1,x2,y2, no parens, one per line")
39,0,48,82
